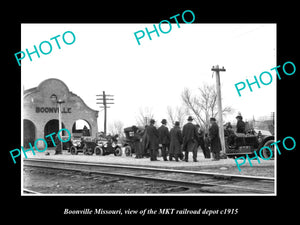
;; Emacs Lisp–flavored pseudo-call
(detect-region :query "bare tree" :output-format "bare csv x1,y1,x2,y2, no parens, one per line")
108,120,125,137
181,84,233,131
166,105,187,128
135,107,155,126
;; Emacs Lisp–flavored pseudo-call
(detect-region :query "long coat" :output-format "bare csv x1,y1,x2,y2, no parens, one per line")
146,124,159,150
182,122,198,152
208,122,221,153
142,128,149,154
157,125,170,145
169,126,183,155
133,131,143,156
236,120,246,133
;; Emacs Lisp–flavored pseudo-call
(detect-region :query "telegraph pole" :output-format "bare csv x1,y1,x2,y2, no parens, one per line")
96,91,114,135
211,65,226,155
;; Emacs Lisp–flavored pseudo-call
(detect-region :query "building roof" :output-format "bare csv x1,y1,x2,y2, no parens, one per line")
23,78,98,114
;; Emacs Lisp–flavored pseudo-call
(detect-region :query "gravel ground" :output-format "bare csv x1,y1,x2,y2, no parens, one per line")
23,147,274,194
23,167,209,194
168,165,274,177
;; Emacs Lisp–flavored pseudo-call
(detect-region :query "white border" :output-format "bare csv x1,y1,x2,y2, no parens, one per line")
20,23,277,197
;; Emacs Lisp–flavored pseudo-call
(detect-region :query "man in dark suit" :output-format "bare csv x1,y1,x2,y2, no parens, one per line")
182,116,198,162
134,128,143,158
142,125,149,157
158,119,170,161
169,121,183,161
195,124,211,158
208,117,221,161
236,112,246,134
146,119,159,161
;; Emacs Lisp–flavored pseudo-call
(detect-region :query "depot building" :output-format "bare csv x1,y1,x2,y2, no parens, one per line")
23,78,99,148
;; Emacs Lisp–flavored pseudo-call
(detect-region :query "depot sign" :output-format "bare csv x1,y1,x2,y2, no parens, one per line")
36,107,71,113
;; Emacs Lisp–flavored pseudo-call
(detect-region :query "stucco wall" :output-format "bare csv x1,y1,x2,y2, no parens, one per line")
23,78,98,148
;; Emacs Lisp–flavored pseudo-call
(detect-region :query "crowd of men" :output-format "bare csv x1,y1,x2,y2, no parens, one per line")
55,113,246,160
133,116,225,162
132,112,247,162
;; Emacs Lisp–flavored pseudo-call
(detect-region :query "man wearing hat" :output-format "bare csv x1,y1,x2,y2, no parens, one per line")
146,119,159,161
236,112,246,134
169,121,183,161
158,119,170,161
182,116,198,162
195,124,211,159
224,122,235,147
208,117,221,161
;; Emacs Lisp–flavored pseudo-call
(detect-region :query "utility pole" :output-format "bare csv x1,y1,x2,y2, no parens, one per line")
96,91,114,135
271,112,275,125
211,65,226,155
50,94,64,154
271,111,275,135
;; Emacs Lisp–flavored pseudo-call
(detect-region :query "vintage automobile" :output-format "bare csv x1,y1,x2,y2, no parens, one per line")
123,126,139,156
123,126,150,157
69,136,97,155
94,135,122,156
224,128,274,159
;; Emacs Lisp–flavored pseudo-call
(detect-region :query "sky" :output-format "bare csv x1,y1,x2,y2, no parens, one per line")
21,23,276,131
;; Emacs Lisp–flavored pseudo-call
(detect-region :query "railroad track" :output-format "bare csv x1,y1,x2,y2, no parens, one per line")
23,188,41,194
23,158,275,194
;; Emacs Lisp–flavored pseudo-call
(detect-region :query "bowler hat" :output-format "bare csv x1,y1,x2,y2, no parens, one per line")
225,122,232,129
174,121,180,126
187,116,193,121
210,117,216,122
236,112,243,119
161,119,167,124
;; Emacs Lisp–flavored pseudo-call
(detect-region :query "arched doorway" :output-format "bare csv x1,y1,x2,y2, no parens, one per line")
23,119,35,148
44,119,65,147
72,119,91,137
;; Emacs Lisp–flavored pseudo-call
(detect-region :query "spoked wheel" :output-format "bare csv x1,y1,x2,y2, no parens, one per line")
95,146,104,156
83,144,89,155
261,139,275,159
70,146,78,155
124,146,132,156
114,147,122,156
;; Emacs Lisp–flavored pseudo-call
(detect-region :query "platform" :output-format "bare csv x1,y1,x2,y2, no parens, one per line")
22,147,275,177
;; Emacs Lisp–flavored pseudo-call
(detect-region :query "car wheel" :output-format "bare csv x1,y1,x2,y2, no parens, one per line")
261,139,274,159
83,144,88,155
124,146,132,156
70,146,78,155
95,146,104,156
114,147,122,156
